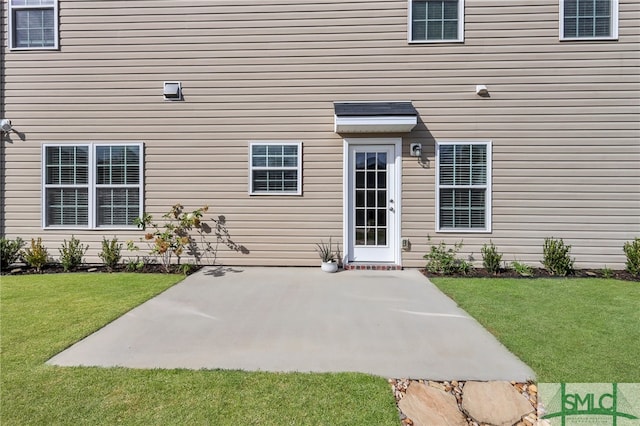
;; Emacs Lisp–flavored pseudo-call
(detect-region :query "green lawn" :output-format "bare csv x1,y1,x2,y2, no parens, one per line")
430,277,640,383
0,273,399,425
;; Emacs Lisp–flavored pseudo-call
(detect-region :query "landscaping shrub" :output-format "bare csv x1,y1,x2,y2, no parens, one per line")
135,203,244,272
623,238,640,277
481,240,503,274
511,261,534,277
124,257,145,272
21,238,50,272
99,237,122,271
1,237,24,269
542,237,574,276
123,240,154,272
423,239,471,275
457,258,472,275
58,236,88,272
601,266,613,279
178,263,197,275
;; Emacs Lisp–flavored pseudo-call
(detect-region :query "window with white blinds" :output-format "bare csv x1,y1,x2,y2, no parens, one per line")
249,142,302,195
44,146,90,227
43,144,143,228
436,141,491,232
410,0,464,42
9,0,59,50
560,0,618,40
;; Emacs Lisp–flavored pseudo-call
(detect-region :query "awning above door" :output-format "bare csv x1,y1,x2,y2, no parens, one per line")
334,101,418,133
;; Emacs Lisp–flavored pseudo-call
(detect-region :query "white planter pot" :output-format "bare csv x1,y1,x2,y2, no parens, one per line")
321,261,338,273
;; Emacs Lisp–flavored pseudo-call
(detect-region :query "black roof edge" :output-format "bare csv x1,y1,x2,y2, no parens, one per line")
334,101,417,117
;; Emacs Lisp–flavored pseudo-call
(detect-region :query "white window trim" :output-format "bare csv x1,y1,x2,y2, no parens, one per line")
559,0,619,41
42,142,144,230
408,0,465,44
435,140,492,233
8,0,59,51
248,141,302,196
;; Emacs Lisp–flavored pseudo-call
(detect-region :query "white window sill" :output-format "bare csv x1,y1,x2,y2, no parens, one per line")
559,36,618,42
408,39,464,44
436,228,492,233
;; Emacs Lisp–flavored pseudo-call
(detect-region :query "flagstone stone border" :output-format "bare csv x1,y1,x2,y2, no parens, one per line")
391,379,548,426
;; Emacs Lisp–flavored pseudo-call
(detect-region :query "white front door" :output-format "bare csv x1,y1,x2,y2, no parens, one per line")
344,139,400,264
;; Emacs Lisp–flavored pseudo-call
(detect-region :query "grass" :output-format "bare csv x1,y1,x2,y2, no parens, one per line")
1,273,399,425
430,277,640,383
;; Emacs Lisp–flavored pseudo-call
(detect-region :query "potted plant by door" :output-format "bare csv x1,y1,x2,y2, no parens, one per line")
315,238,338,273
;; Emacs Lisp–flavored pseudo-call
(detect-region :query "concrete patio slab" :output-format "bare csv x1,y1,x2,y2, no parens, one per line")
47,267,535,381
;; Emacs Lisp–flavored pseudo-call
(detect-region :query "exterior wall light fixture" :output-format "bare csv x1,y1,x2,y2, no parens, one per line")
1,119,13,133
410,142,422,157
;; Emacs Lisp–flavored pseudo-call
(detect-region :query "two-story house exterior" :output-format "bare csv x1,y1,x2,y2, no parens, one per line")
1,0,639,269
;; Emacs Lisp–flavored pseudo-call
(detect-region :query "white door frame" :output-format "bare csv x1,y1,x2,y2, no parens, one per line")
343,137,402,265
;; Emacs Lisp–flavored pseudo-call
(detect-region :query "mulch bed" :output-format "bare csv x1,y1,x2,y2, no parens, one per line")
2,263,204,276
424,267,639,282
4,264,638,282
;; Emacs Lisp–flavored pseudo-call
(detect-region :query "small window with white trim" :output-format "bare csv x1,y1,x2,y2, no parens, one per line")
9,0,59,50
409,0,464,43
43,143,143,228
436,141,491,232
560,0,618,40
249,142,302,195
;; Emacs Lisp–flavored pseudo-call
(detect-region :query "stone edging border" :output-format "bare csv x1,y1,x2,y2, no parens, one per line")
390,379,549,426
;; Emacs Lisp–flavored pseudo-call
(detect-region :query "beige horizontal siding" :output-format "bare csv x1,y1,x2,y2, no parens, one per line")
2,0,639,269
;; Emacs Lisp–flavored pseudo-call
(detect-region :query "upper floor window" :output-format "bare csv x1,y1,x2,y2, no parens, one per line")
249,142,302,195
43,144,143,228
8,0,59,50
436,141,491,232
560,0,618,40
409,0,464,43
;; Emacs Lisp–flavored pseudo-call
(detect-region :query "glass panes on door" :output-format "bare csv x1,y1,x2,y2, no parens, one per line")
354,151,388,246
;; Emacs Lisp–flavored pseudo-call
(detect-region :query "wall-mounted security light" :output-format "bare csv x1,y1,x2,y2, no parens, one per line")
1,119,13,133
410,142,422,157
163,81,183,101
475,85,489,97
